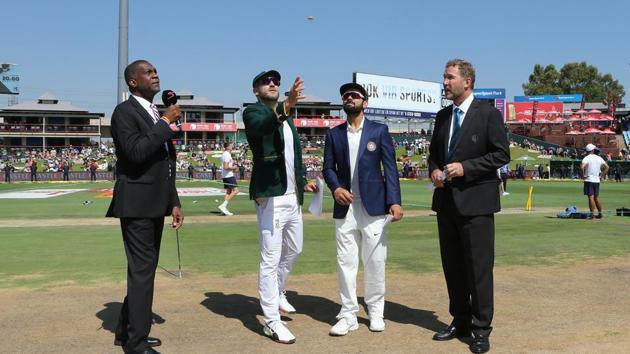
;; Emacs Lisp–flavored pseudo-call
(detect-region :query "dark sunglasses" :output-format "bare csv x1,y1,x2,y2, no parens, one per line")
258,76,280,86
342,91,365,100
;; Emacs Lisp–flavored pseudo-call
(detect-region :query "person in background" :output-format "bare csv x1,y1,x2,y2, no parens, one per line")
218,142,239,216
499,164,509,195
581,143,609,219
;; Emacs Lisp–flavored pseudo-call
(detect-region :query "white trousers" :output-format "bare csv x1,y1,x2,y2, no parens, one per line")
335,198,387,320
255,193,303,322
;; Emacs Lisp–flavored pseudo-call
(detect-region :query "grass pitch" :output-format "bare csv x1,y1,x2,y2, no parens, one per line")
0,178,629,288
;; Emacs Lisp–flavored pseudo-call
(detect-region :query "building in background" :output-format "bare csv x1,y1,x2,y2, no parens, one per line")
155,89,239,148
243,95,344,143
0,93,103,151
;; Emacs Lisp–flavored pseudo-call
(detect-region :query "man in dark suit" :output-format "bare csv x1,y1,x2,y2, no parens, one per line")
323,83,402,336
428,59,510,354
62,160,70,181
3,162,13,182
106,59,184,354
210,162,217,180
30,160,37,181
243,70,318,344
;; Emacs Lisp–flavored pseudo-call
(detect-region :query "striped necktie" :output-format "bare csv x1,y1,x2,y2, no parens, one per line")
150,104,161,124
150,104,170,153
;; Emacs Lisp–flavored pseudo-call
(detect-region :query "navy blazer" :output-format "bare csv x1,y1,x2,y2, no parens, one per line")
323,118,401,219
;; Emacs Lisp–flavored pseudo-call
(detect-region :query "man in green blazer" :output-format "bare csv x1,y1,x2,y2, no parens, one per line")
243,70,318,345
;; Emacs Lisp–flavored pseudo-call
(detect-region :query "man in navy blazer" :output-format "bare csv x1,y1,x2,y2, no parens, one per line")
323,83,402,336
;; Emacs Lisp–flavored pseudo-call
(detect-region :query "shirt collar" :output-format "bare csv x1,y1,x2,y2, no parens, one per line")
348,117,365,133
454,93,474,114
131,94,154,111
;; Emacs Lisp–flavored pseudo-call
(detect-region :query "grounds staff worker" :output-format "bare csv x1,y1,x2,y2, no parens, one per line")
107,59,184,354
243,70,318,345
428,59,510,354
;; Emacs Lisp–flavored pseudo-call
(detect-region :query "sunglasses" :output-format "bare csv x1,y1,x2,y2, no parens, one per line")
342,91,365,100
258,76,280,86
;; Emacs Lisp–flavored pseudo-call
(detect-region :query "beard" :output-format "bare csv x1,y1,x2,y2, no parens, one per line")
343,103,362,115
258,90,279,102
445,85,464,101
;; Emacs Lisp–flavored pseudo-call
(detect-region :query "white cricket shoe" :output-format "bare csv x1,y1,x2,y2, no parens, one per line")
502,192,510,196
279,291,296,314
218,205,233,216
263,321,296,344
329,317,359,336
369,317,385,332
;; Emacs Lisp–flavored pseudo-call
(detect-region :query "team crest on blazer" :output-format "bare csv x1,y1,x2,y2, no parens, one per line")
367,141,377,152
471,134,478,143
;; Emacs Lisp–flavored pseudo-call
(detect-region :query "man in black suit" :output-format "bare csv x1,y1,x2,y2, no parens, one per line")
106,59,184,354
62,161,70,181
428,59,510,354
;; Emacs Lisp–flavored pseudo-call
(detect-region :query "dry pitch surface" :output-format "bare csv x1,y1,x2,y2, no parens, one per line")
1,256,630,353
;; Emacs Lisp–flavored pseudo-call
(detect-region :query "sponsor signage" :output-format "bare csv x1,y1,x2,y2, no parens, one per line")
506,102,564,121
293,118,346,128
514,94,583,103
0,189,85,199
0,63,20,95
172,122,238,132
473,88,506,99
495,99,506,120
354,72,441,119
175,187,247,197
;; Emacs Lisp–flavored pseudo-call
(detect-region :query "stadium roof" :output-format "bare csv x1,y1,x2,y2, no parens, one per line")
154,89,239,113
243,94,343,110
0,93,102,115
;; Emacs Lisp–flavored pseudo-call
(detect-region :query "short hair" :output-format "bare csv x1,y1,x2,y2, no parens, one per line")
224,142,232,148
124,60,150,88
446,59,475,88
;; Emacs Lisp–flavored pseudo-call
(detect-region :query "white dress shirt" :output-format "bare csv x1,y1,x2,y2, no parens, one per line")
131,94,159,121
131,94,168,152
448,93,475,148
283,120,297,195
347,118,365,199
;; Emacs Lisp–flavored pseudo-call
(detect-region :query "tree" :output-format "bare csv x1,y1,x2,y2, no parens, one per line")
522,64,562,95
522,61,625,102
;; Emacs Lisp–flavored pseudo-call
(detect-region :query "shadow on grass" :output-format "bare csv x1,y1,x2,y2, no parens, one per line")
358,296,447,332
96,302,165,334
200,290,447,337
201,291,341,337
201,292,265,338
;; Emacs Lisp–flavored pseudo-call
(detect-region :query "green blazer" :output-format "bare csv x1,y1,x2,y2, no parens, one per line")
243,101,308,205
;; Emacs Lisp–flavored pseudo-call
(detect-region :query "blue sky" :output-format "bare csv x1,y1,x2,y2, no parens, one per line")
3,0,629,116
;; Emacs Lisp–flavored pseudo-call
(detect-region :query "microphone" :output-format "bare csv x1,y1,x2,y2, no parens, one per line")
161,90,181,128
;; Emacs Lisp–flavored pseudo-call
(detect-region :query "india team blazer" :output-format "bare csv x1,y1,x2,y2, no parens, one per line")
323,118,401,219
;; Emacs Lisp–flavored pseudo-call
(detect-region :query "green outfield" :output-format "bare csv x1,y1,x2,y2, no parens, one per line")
0,179,629,288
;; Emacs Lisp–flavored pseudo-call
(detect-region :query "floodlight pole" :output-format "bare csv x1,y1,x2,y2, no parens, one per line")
117,0,129,104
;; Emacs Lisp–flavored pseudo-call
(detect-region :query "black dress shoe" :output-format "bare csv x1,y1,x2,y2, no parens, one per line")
432,324,471,341
470,334,490,353
124,348,161,354
115,336,162,347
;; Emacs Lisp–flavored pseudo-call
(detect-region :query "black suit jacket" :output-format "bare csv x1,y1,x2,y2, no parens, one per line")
428,99,510,216
106,97,181,218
